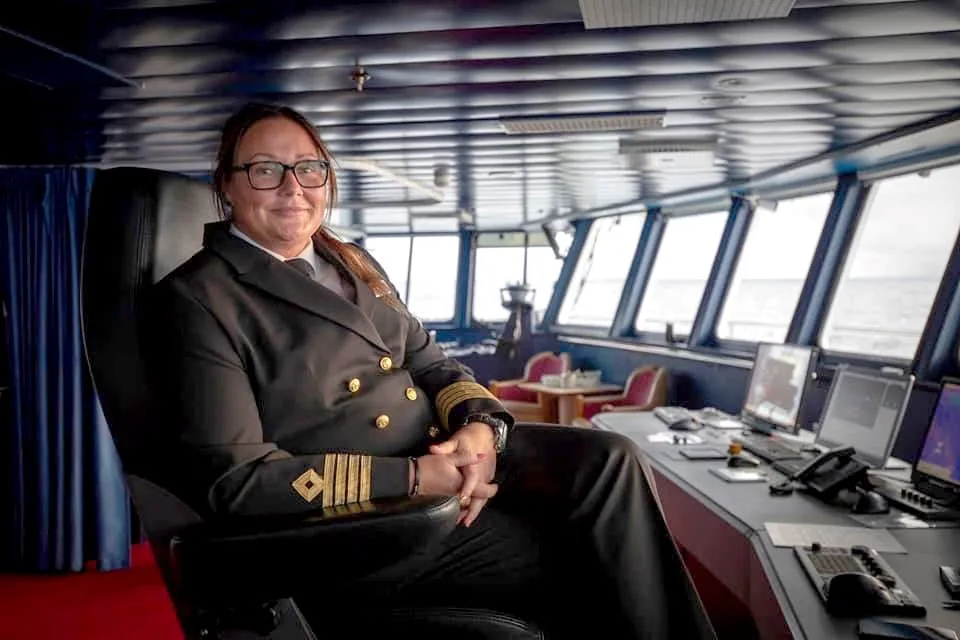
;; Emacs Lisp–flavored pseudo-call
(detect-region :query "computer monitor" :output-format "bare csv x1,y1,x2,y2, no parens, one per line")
913,379,960,503
742,342,817,434
815,365,914,469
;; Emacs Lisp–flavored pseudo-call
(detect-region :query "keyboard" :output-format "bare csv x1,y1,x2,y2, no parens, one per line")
795,544,926,617
653,406,692,426
735,434,805,462
772,458,808,476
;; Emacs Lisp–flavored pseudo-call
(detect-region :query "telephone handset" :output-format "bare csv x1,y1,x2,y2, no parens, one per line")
771,445,869,497
790,445,868,496
789,445,855,482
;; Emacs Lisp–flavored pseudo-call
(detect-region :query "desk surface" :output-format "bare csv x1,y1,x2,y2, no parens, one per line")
593,411,960,640
517,382,621,395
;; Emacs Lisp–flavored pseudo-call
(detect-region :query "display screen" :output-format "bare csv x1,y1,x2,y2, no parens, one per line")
742,343,815,432
816,366,913,468
915,382,960,489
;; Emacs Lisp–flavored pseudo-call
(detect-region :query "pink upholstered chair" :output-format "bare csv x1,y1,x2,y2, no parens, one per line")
573,366,668,425
489,351,571,422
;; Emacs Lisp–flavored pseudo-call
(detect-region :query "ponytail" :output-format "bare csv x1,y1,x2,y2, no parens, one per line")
313,228,406,312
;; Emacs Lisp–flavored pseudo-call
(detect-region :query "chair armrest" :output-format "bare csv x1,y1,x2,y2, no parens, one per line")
490,379,537,402
489,378,525,393
172,495,459,606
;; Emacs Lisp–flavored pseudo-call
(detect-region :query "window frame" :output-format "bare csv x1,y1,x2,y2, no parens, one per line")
630,209,729,345
552,213,647,335
816,166,960,365
363,231,461,325
469,231,559,326
708,191,836,355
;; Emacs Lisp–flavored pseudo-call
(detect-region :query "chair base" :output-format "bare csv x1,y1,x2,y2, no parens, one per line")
367,607,545,639
190,598,317,640
188,599,544,640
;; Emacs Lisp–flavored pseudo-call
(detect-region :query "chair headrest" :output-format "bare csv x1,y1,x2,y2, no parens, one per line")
85,167,221,287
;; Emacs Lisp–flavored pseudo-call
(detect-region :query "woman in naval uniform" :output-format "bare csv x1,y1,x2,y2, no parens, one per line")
144,102,715,640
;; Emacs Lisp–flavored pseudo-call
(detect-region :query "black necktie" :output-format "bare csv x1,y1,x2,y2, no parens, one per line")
285,258,316,280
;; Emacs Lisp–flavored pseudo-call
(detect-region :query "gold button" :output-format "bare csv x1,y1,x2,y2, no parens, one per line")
375,414,390,429
379,356,393,371
428,426,439,438
405,387,418,401
347,378,361,393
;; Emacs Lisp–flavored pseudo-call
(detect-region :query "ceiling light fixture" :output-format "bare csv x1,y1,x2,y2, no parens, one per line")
350,64,370,92
577,0,796,29
700,94,747,107
713,76,750,92
498,112,666,135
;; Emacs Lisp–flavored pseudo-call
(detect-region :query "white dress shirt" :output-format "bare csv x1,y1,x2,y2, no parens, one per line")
229,224,348,299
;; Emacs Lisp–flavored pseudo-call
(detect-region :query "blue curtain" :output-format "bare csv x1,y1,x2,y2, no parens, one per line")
0,167,130,573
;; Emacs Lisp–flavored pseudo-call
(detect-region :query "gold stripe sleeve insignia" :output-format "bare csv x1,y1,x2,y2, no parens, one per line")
359,456,372,502
435,381,498,431
334,453,348,505
318,454,372,507
325,502,377,517
346,455,359,504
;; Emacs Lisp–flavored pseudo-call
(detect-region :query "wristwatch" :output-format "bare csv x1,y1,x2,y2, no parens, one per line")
463,413,509,454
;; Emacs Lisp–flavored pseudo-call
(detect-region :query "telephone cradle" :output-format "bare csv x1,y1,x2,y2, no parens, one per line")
773,445,868,497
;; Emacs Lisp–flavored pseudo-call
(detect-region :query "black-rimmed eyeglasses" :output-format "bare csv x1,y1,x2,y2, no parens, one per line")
232,160,330,190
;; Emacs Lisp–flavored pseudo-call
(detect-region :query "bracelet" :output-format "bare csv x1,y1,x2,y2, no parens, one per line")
408,456,421,496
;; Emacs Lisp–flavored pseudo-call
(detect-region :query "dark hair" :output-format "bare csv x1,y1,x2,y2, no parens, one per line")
213,102,401,309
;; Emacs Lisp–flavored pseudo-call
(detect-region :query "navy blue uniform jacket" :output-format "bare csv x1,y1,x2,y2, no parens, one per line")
144,221,510,518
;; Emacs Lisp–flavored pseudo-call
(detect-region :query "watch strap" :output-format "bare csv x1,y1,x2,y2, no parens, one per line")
463,413,508,453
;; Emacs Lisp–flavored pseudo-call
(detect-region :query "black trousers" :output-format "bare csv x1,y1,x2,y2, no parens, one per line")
302,424,715,639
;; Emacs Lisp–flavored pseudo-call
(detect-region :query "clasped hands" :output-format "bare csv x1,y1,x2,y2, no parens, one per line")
411,422,497,527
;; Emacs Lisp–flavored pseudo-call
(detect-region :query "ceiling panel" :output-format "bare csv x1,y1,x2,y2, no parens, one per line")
2,0,960,231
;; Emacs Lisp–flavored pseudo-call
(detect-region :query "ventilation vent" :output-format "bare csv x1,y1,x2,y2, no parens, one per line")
578,0,796,29
498,112,665,135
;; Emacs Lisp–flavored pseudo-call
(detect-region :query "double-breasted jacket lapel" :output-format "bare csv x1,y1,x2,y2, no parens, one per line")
202,222,390,353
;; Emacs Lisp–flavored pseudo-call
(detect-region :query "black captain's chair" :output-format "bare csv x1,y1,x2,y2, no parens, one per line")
80,167,544,640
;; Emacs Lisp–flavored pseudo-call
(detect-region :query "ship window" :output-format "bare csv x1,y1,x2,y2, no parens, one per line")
716,192,832,343
557,213,645,328
472,232,562,324
634,211,726,336
364,236,411,299
365,234,460,322
821,165,960,360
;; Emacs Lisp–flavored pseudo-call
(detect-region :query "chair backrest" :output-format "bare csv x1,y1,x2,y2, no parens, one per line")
523,351,569,382
624,366,668,407
81,167,221,628
82,167,219,472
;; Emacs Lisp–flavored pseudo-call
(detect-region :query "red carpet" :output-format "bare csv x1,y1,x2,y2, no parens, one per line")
0,544,181,640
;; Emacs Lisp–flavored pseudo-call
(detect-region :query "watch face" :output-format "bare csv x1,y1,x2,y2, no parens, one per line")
493,422,507,452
